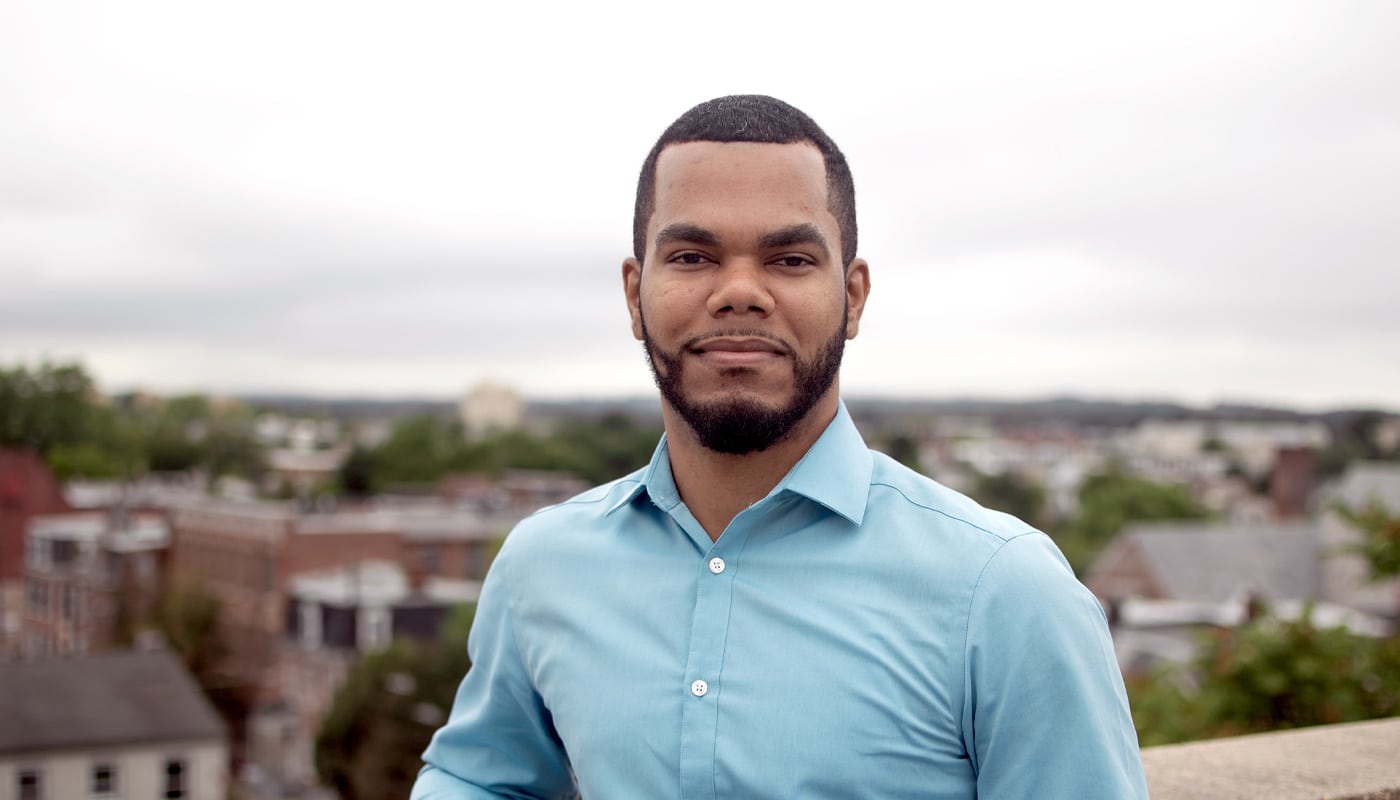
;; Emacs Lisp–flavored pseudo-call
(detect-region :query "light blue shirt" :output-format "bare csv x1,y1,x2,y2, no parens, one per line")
414,403,1148,799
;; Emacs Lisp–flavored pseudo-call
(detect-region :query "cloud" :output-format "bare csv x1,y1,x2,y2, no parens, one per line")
2,1,1398,408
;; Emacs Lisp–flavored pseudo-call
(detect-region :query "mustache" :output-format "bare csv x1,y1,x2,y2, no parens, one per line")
682,330,794,356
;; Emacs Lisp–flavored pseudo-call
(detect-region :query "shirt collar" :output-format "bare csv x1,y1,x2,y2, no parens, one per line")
606,401,872,526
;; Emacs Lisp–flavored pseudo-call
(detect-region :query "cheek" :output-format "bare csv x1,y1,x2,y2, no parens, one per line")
642,283,705,330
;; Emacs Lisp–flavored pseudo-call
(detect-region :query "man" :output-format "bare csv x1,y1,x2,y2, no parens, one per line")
414,95,1149,799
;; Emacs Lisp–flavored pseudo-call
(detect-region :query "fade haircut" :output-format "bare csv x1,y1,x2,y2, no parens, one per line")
632,95,858,268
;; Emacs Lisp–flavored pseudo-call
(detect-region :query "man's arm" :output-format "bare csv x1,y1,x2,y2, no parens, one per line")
412,541,576,800
962,532,1149,799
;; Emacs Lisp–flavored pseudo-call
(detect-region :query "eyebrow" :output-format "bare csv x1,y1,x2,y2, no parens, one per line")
757,223,830,256
653,222,831,257
654,223,720,250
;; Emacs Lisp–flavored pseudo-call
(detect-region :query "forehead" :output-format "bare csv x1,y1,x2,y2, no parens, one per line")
649,141,832,240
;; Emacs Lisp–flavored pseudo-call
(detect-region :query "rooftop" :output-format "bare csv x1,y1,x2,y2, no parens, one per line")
0,649,227,755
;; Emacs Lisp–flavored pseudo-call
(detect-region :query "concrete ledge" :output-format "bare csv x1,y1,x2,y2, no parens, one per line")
1143,717,1400,800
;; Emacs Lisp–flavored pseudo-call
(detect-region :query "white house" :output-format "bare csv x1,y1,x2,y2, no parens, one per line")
0,649,228,800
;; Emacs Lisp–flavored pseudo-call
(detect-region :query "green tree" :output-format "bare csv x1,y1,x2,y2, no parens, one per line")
338,445,379,498
0,361,149,479
154,584,255,751
879,433,924,474
316,605,475,800
1131,607,1400,746
968,471,1045,529
1054,469,1208,573
372,414,465,487
0,361,98,451
1335,500,1400,580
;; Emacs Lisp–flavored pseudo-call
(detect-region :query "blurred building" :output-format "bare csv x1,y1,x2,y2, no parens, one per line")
0,450,71,660
0,649,228,800
1087,460,1400,676
165,498,516,701
248,560,479,793
459,382,523,439
21,511,168,659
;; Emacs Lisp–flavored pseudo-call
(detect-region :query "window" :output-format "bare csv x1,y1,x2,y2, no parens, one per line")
18,769,42,800
51,538,80,566
91,763,117,797
26,579,47,613
61,586,77,621
164,758,186,799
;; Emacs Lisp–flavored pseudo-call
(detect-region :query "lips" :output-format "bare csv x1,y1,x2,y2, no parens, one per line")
686,335,791,368
686,334,791,356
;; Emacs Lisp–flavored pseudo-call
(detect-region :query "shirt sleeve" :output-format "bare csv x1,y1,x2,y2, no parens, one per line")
962,532,1149,799
412,540,577,800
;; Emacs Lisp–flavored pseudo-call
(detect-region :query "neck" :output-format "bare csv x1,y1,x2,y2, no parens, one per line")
662,391,839,541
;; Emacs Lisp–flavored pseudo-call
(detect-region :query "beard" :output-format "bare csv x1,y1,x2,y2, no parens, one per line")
641,313,847,455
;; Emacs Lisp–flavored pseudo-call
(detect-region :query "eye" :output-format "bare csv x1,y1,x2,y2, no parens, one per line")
667,251,713,267
771,254,816,269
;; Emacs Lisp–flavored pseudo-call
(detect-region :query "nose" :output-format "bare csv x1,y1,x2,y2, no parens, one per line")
706,260,774,318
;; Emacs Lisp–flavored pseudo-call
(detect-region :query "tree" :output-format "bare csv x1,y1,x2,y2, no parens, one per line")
968,471,1045,530
371,414,465,487
154,584,254,752
1335,500,1400,580
1131,504,1400,746
316,605,475,800
0,361,99,452
1130,607,1400,746
338,445,378,498
1054,469,1208,573
878,433,924,474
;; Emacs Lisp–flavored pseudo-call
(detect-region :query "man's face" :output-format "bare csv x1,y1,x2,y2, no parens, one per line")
623,141,869,454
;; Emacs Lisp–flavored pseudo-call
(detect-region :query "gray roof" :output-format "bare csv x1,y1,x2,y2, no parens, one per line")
1326,461,1400,513
1120,521,1321,602
0,649,227,755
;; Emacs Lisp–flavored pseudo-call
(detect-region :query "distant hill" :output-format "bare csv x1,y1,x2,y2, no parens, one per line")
236,393,1396,432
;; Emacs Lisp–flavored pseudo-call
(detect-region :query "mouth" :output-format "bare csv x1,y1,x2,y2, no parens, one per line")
685,334,791,368
686,331,791,354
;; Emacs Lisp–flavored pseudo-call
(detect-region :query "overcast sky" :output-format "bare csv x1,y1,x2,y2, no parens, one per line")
2,1,1397,411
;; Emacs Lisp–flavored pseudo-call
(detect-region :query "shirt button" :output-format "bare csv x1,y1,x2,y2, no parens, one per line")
690,679,709,697
708,557,726,574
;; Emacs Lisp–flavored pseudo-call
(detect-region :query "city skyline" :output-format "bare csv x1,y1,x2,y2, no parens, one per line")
3,2,1398,412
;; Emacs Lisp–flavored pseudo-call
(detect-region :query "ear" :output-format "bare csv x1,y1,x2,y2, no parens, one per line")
844,258,871,339
623,257,644,341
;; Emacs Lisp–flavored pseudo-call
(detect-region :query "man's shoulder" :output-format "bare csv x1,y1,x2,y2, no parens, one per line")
865,449,1037,546
506,466,647,541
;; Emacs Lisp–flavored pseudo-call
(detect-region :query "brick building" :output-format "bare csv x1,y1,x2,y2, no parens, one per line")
0,450,70,659
21,511,168,659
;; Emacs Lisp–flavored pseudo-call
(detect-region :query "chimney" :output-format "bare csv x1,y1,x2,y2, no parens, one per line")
1270,447,1316,520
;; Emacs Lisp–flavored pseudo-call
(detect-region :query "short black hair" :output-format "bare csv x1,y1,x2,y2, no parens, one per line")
632,95,857,267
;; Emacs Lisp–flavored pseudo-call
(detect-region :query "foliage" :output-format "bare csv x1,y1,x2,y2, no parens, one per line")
338,445,378,497
1,360,266,481
370,413,466,487
315,605,475,800
154,584,254,746
1334,500,1400,580
968,471,1045,529
878,433,924,473
0,362,143,478
1053,468,1209,573
370,412,661,490
0,361,100,452
1130,608,1400,746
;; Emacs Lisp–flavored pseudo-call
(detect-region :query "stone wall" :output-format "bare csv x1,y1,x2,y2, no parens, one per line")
1143,717,1400,800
